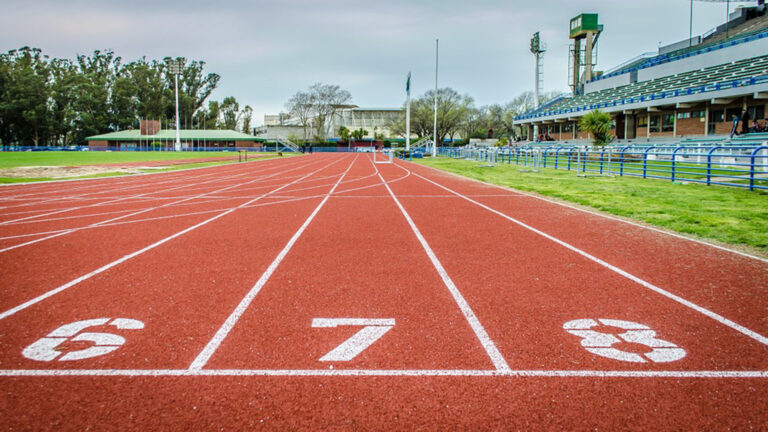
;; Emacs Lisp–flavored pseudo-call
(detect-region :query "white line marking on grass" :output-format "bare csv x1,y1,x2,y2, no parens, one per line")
0,157,344,322
412,171,768,347
371,157,510,372
414,162,768,264
189,156,358,370
0,368,767,378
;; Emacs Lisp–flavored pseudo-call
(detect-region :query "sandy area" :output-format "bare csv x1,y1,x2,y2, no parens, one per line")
0,165,166,179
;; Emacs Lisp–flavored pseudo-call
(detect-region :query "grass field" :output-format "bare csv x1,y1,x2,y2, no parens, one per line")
418,157,768,254
0,151,290,183
0,151,237,169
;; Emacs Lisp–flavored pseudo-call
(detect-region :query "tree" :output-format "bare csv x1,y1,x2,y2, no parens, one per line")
308,83,352,139
350,128,368,141
579,110,613,146
0,47,53,146
285,83,353,141
337,125,350,143
285,90,314,140
408,87,473,144
220,96,241,130
241,105,253,134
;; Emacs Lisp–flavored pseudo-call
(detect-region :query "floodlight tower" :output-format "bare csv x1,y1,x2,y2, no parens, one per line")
168,60,183,152
530,32,545,140
569,14,603,95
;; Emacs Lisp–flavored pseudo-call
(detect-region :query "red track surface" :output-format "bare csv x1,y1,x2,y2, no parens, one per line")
1,154,767,430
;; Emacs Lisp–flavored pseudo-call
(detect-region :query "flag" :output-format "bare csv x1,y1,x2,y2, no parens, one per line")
406,72,411,96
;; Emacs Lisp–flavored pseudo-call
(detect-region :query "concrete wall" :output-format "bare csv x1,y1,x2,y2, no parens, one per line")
585,72,632,94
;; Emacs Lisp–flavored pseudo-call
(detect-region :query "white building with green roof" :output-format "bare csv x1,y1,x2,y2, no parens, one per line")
85,127,265,151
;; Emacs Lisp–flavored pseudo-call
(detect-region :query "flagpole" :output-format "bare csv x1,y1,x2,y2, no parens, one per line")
406,72,411,152
432,39,438,157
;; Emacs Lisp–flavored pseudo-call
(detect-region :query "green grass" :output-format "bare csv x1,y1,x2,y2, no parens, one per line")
0,152,292,184
0,151,242,169
417,157,768,254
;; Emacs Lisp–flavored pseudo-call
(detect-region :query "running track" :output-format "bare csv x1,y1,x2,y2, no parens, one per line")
1,153,767,429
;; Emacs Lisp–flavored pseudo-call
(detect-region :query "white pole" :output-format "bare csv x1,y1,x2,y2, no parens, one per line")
406,72,411,151
433,39,438,157
174,72,181,152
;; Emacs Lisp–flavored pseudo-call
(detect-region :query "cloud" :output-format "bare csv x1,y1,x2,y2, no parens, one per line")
1,0,736,125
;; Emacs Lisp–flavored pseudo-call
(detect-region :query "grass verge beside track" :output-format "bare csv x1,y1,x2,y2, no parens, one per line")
417,157,768,254
0,152,293,184
0,151,237,168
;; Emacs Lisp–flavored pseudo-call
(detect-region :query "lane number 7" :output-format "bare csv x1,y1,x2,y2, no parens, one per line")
312,318,395,362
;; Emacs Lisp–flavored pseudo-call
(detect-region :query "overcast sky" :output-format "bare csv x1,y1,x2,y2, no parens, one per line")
0,0,752,125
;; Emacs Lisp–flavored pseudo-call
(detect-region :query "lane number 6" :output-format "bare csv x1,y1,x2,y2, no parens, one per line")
22,318,144,362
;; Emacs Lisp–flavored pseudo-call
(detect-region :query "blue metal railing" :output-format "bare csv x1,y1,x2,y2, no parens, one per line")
439,144,768,191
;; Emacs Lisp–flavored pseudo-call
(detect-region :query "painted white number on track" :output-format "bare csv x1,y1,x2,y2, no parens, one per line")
312,318,395,362
563,318,686,363
22,318,144,362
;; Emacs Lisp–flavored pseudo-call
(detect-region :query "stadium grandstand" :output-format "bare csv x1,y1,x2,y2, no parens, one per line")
85,120,265,151
515,3,768,142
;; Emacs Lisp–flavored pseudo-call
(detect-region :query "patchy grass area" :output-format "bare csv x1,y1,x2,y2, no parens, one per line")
417,157,768,254
0,152,291,184
0,151,238,169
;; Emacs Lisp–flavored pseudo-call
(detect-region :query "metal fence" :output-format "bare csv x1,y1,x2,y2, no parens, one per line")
440,145,768,191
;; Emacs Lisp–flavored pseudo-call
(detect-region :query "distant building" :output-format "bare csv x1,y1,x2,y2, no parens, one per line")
260,106,404,141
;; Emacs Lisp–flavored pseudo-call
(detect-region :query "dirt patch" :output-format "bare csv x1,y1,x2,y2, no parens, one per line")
0,165,165,179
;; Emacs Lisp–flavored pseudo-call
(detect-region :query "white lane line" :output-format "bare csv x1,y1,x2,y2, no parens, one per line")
189,155,358,370
412,171,768,347
0,368,766,378
0,157,324,253
0,157,345,322
416,162,768,264
0,153,285,192
0,154,297,211
0,166,402,242
372,158,510,372
0,171,251,225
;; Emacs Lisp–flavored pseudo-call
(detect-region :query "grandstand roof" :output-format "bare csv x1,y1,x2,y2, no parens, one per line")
85,129,265,142
516,54,768,123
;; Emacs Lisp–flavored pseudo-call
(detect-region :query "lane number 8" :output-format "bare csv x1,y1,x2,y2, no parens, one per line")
563,318,686,363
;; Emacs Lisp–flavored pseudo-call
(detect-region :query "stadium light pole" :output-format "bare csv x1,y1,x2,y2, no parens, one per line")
169,60,183,152
432,39,438,158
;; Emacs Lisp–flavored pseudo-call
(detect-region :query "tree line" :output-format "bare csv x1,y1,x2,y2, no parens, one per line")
0,47,253,146
284,83,560,144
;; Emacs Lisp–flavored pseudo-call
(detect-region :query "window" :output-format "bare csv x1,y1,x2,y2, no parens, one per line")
662,113,675,132
637,115,648,127
748,105,765,121
691,110,705,118
649,115,660,133
677,112,691,119
710,109,724,123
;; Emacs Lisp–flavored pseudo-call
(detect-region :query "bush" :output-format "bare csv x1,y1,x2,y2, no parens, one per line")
579,110,613,146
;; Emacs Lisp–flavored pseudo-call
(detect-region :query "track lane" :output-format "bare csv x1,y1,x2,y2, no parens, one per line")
0,156,328,315
405,161,768,337
0,155,352,370
195,155,495,371
380,160,768,372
